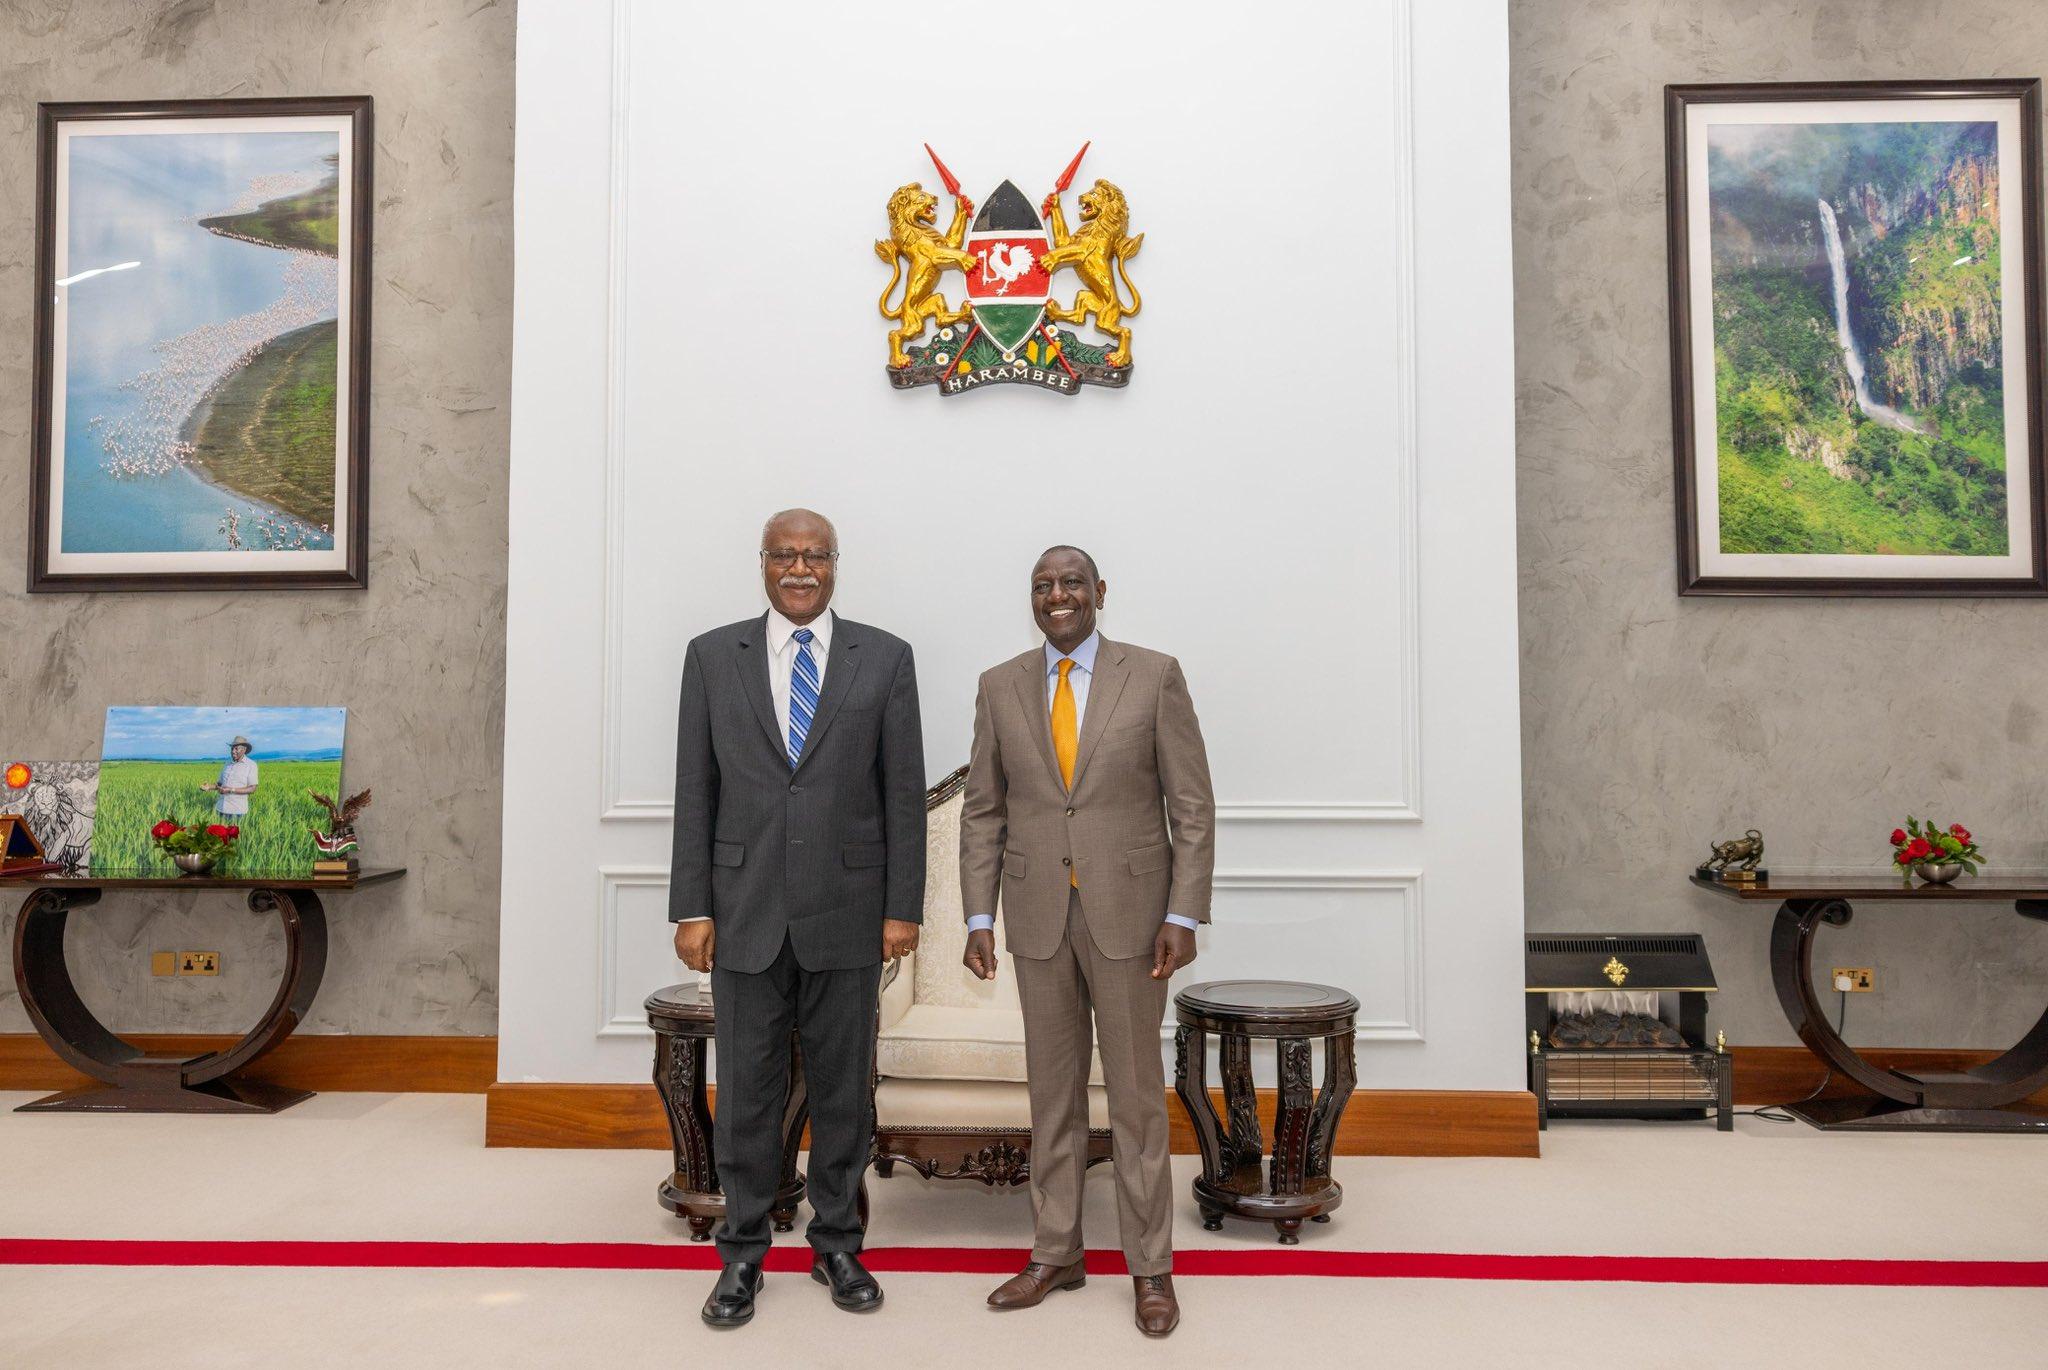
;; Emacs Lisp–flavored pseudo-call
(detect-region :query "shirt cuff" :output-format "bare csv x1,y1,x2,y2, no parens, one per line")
673,915,711,923
966,914,995,932
1164,913,1200,931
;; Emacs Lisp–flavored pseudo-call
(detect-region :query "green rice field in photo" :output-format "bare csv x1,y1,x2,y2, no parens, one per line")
92,759,341,872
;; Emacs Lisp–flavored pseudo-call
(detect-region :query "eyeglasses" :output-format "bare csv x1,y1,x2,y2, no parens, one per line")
761,548,840,569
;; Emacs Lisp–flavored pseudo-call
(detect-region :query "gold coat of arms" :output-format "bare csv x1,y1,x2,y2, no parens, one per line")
876,142,1141,396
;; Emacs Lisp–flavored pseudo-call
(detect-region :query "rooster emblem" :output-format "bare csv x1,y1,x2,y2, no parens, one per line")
979,241,1038,295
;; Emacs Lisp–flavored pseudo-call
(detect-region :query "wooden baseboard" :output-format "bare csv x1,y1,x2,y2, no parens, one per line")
0,1033,497,1094
485,1081,1540,1157
1731,1045,2048,1107
15,1035,2026,1122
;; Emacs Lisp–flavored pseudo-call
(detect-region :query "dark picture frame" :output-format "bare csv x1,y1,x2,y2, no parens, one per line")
1666,79,2048,597
28,96,374,593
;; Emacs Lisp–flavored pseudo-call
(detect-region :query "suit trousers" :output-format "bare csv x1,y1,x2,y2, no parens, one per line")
710,935,881,1266
1012,889,1174,1277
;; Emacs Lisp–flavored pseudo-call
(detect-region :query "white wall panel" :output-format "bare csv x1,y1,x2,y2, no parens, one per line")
500,0,1523,1091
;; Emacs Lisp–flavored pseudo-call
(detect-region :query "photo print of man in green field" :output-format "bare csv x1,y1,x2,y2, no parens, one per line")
202,736,260,817
96,707,345,871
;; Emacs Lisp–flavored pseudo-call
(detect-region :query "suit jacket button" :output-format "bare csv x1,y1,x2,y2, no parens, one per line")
1065,807,1075,817
1062,856,1072,867
789,785,802,794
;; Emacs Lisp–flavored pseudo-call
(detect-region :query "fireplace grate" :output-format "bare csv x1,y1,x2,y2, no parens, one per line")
1542,1050,1722,1103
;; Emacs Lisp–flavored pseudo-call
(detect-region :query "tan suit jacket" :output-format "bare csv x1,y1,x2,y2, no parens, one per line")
961,636,1216,960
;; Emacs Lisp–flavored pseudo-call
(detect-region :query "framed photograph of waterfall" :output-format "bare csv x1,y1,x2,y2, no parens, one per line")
1666,80,2048,596
26,97,374,592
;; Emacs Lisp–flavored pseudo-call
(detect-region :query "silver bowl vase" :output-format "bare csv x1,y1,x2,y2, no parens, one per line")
172,853,216,875
1912,861,1964,885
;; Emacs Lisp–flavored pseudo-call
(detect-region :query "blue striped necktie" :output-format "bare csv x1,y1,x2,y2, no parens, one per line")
787,627,819,769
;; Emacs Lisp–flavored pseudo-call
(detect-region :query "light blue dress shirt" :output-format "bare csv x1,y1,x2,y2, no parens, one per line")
968,631,1199,935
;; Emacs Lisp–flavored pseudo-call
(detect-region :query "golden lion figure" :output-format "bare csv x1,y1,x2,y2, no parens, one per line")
875,183,977,368
1039,179,1143,367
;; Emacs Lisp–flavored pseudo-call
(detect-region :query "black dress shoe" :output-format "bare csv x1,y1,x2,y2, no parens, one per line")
811,1251,884,1312
701,1262,764,1328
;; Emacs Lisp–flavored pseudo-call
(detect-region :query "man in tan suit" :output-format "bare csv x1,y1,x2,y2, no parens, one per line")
960,545,1214,1338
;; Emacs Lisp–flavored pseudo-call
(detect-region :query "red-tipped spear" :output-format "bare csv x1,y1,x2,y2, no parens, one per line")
1042,140,1091,215
924,143,963,199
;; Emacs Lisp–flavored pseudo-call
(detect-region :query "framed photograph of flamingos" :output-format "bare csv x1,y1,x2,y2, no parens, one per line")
27,96,373,592
1665,79,2048,596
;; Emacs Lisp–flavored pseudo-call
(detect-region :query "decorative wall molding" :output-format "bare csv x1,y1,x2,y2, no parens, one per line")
594,0,1424,825
1211,869,1425,1042
595,864,678,1038
597,0,659,822
1216,800,1421,824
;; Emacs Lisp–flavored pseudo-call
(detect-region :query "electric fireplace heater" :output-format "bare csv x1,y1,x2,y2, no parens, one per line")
1526,933,1732,1131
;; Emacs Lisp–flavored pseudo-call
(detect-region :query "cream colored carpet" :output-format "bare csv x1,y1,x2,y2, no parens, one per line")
0,1092,2042,1367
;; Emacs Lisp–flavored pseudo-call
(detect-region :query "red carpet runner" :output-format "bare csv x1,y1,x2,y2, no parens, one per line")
3,1239,2043,1288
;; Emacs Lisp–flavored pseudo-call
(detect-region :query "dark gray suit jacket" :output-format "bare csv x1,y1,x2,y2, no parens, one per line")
668,612,926,974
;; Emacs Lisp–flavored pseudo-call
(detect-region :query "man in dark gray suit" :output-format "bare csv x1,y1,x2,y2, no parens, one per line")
670,508,925,1327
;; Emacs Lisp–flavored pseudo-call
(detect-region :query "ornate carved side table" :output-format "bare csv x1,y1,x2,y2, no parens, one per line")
5,867,404,1114
645,983,807,1240
1172,979,1358,1243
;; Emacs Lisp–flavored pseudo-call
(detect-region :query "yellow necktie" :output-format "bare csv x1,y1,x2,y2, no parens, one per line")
1052,658,1078,788
1053,658,1078,887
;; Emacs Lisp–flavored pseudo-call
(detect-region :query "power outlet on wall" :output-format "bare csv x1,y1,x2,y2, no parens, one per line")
1832,966,1875,992
177,951,219,976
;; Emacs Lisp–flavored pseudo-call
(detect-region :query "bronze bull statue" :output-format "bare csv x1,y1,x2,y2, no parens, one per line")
1705,829,1764,873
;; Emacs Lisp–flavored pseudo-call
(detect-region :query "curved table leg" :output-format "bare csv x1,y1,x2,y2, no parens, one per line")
1171,1024,1228,1230
1771,899,1917,1107
13,884,326,1114
654,1030,720,1239
1771,897,2048,1131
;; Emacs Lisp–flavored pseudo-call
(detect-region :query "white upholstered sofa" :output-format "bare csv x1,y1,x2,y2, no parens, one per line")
869,767,1112,1185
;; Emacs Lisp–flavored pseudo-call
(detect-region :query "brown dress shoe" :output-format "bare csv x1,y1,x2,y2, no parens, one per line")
1133,1274,1179,1337
986,1260,1087,1309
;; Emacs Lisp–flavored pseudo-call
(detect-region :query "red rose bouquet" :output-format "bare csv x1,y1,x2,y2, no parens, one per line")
1889,817,1981,877
151,819,240,863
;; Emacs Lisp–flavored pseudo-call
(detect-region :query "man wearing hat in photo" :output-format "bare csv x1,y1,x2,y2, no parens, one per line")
201,736,260,817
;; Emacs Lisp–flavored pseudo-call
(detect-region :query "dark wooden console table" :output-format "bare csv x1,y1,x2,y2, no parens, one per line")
5,867,404,1115
1173,979,1358,1243
1694,871,2048,1133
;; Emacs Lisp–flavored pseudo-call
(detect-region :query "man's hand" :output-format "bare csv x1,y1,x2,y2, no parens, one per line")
963,928,998,981
674,920,715,974
1151,922,1197,980
883,918,920,961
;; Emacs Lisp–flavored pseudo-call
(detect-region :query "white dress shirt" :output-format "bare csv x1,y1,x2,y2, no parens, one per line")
968,630,1197,935
766,607,833,748
214,758,258,816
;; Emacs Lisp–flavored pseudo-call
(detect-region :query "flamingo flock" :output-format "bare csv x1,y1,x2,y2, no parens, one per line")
87,245,338,523
218,504,331,552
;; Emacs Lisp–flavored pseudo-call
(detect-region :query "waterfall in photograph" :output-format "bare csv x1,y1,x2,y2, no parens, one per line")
1816,197,1929,436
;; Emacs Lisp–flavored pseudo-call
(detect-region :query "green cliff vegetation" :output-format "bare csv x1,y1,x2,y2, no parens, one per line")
181,320,338,527
1708,122,2007,556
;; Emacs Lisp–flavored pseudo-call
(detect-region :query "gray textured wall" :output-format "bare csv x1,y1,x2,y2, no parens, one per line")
1512,0,2048,1047
0,0,511,1036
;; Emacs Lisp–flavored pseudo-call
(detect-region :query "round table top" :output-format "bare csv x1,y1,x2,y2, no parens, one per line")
645,982,712,1026
1175,979,1360,1024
